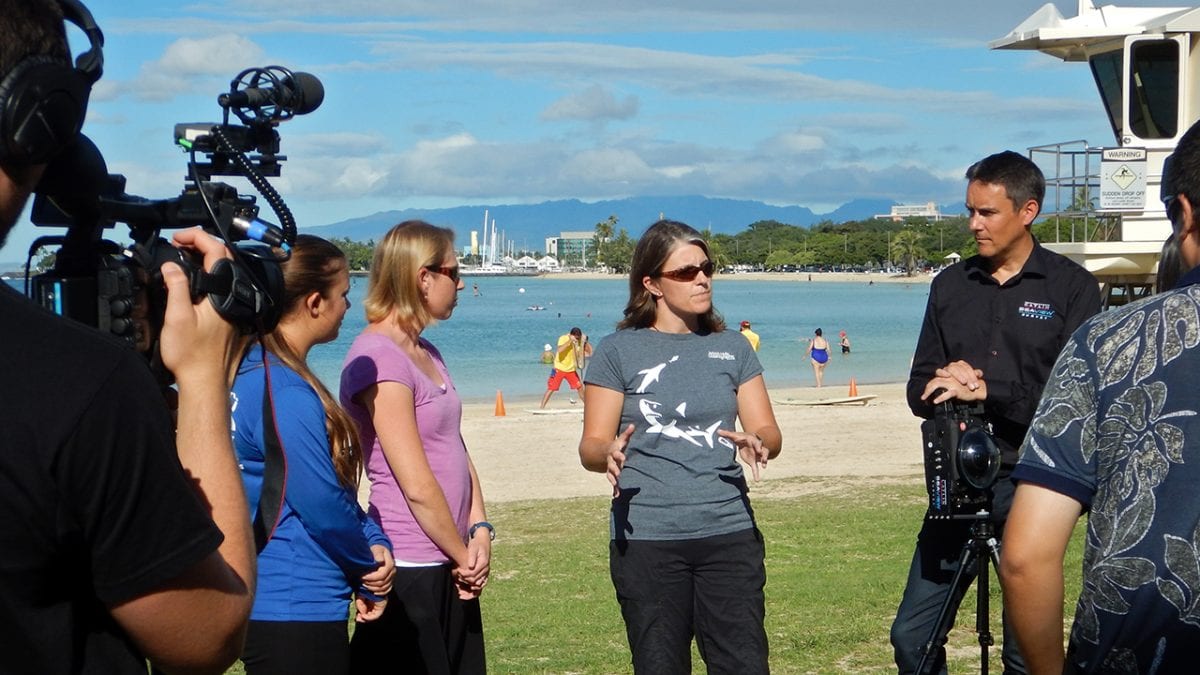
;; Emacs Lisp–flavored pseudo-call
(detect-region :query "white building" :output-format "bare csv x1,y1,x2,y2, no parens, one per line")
875,201,944,222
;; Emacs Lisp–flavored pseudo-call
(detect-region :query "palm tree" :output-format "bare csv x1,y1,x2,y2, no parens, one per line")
889,230,926,276
594,215,617,268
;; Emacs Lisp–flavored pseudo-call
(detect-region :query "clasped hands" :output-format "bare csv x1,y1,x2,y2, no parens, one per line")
453,531,491,600
921,359,987,405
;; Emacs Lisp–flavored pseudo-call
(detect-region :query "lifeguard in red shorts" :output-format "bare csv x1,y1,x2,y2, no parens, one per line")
540,327,592,408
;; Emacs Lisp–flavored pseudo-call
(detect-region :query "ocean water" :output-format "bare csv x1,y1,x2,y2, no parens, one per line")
4,275,931,403
314,275,931,403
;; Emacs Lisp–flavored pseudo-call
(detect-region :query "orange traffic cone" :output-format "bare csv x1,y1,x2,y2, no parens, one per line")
848,377,858,397
494,390,506,417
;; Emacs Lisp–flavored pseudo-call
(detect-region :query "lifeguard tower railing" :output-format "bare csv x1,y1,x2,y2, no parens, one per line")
1029,140,1121,244
1029,140,1154,307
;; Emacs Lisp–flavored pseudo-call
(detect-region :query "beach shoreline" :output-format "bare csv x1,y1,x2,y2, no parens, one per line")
460,380,924,504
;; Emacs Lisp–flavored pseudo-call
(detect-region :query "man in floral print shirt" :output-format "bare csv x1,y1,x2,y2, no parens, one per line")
1001,118,1200,674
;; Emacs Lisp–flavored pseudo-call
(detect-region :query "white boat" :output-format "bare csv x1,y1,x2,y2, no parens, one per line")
460,209,542,277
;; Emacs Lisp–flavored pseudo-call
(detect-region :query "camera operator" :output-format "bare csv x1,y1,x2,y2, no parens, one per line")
890,150,1101,674
1001,119,1200,673
0,1,254,672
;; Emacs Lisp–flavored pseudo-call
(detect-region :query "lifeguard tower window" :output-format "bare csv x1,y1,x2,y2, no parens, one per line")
1090,51,1123,141
1091,40,1179,141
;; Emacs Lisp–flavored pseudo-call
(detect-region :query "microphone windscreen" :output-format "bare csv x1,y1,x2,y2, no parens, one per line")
289,72,324,115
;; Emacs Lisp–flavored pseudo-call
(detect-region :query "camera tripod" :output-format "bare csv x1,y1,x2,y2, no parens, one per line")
915,510,1003,675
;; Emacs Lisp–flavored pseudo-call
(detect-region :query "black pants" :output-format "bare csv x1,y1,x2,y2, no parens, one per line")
610,528,768,675
242,619,350,675
350,564,486,674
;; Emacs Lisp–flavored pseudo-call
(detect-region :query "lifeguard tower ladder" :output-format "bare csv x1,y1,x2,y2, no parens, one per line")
993,1,1200,305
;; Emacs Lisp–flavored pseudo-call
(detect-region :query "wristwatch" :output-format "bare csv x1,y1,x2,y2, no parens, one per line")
469,521,495,541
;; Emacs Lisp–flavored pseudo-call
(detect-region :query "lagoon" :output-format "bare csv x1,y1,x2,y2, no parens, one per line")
5,275,931,403
312,275,930,403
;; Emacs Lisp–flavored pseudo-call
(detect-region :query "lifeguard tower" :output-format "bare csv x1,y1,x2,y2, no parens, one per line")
992,1,1200,304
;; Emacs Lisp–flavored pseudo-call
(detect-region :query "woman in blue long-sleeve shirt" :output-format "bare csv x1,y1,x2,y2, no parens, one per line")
232,235,395,674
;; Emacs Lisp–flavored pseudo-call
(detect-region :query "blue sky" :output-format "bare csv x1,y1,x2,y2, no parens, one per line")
4,0,1166,263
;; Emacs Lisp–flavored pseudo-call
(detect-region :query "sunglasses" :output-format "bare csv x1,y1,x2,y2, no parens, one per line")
424,265,461,283
657,259,715,282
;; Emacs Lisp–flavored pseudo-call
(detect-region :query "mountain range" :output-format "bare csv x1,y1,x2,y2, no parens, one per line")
308,195,961,250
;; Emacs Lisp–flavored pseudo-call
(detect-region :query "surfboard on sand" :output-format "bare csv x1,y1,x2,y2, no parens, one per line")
526,408,585,415
773,394,877,406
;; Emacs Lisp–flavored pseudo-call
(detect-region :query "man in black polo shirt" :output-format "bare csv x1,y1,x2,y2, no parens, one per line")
889,150,1101,674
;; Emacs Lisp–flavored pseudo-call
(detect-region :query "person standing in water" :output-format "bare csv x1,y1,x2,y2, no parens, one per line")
805,328,830,387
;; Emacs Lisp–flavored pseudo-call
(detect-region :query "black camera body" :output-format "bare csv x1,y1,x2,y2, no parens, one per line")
921,398,1001,520
25,66,318,367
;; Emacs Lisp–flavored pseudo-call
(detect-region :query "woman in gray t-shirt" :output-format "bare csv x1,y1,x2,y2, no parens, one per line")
579,219,783,674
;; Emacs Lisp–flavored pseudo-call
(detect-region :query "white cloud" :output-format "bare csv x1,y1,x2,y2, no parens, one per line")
127,35,267,101
542,85,638,123
188,1,1090,38
759,131,826,156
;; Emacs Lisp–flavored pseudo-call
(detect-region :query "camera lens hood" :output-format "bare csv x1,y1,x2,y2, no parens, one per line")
956,428,1000,490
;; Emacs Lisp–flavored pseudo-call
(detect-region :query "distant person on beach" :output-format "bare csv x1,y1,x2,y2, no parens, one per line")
472,282,480,296
232,236,394,674
890,150,1101,674
540,342,554,364
839,330,851,355
805,327,830,387
1000,120,1200,673
540,326,592,408
739,320,760,351
340,221,490,673
579,219,782,674
0,2,255,671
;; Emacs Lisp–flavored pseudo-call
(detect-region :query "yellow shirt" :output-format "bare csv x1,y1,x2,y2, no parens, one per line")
553,334,580,372
740,327,760,351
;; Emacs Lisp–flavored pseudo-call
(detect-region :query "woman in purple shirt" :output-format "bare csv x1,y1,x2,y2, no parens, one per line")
340,220,491,673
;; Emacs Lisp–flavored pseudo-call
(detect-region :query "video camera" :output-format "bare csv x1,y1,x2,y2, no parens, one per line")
24,66,323,377
921,396,1001,520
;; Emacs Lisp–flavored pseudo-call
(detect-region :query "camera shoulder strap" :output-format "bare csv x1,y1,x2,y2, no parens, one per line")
252,351,288,554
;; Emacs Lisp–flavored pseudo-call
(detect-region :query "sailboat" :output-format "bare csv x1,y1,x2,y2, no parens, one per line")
460,209,539,277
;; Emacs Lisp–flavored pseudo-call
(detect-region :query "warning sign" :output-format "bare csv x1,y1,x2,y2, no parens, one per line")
1100,147,1147,211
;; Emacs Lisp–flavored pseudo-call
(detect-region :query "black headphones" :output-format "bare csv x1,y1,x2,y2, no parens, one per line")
0,0,104,165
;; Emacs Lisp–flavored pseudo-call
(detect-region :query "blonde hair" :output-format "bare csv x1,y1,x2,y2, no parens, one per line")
260,235,362,489
362,220,456,335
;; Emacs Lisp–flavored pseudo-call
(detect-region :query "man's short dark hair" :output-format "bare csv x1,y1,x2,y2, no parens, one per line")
1164,120,1200,231
569,327,582,337
0,0,70,76
965,150,1046,214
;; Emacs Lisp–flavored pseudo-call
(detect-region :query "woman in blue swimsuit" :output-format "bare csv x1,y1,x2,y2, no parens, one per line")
807,327,830,388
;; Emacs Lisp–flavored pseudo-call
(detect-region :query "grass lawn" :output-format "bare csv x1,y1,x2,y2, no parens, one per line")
225,476,1084,674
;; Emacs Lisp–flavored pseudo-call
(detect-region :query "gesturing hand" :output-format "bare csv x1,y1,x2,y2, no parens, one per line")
718,429,769,482
607,424,635,497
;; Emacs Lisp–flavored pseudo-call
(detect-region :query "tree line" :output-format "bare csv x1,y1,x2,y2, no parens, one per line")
328,212,1082,276
24,211,1081,276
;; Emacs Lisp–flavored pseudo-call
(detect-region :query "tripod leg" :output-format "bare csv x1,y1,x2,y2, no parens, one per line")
976,543,993,675
915,541,978,675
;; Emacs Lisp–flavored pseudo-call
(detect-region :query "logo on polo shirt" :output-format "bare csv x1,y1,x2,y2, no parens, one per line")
1018,301,1055,320
708,351,736,361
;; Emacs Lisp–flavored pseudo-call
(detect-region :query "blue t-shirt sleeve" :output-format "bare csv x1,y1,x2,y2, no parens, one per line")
274,379,379,581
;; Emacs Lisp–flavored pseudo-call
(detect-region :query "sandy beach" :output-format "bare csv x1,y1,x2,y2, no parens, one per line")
461,381,923,504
